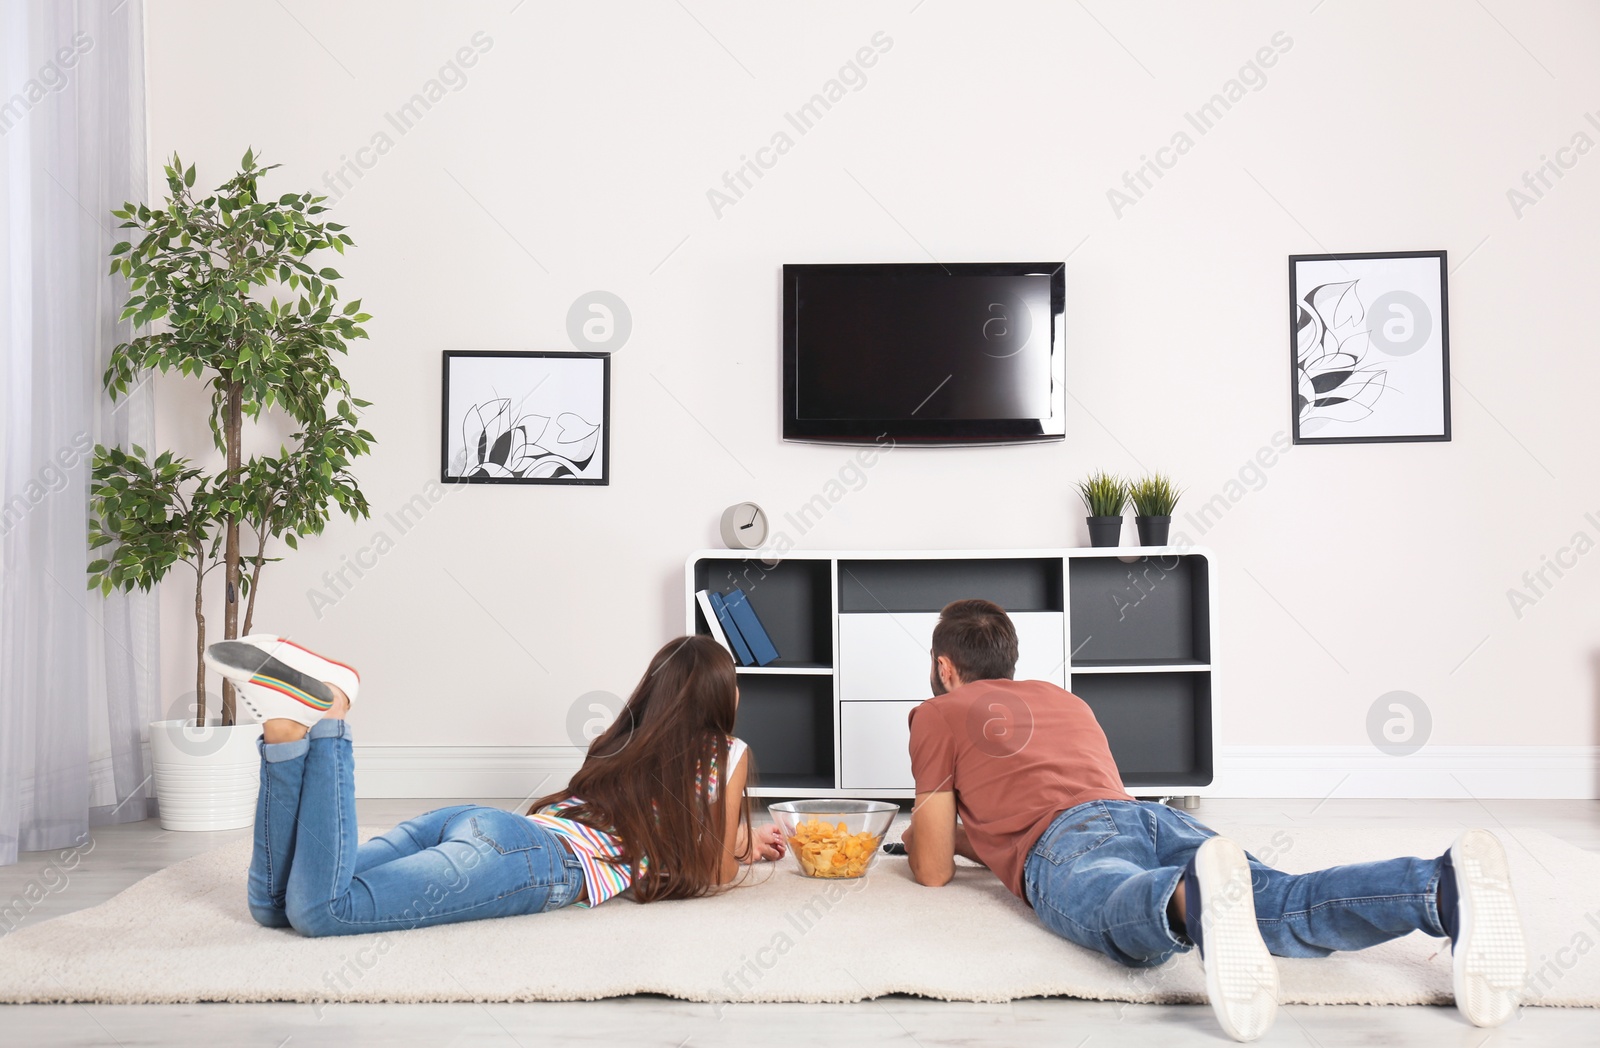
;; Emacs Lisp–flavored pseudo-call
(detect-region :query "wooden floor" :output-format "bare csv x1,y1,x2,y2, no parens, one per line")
3,797,1597,1046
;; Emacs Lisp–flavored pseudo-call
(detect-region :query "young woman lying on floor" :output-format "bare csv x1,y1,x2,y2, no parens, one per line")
205,633,784,937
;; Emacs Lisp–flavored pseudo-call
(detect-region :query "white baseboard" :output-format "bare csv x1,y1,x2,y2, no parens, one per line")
344,744,1599,801
352,745,586,801
1214,746,1600,799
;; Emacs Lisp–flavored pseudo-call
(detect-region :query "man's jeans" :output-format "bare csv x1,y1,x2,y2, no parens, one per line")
1022,799,1449,967
248,719,584,937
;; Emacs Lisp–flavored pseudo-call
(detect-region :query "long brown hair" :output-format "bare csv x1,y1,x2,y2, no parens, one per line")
529,635,753,901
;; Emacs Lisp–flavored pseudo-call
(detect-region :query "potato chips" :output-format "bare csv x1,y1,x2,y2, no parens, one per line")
785,816,882,879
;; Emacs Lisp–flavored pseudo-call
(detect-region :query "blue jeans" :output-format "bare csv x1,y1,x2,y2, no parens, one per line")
247,719,584,937
1022,799,1449,967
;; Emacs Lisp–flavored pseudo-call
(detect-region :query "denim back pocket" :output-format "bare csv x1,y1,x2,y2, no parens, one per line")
470,811,542,855
1032,801,1120,867
469,812,555,903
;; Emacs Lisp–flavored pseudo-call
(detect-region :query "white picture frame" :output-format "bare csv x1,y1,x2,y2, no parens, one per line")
1289,251,1451,444
441,351,610,485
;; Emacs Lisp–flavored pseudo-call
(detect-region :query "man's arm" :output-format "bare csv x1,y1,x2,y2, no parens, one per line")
906,790,958,886
952,821,984,865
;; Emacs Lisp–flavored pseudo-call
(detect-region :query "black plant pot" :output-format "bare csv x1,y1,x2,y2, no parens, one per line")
1086,515,1123,547
1136,515,1172,546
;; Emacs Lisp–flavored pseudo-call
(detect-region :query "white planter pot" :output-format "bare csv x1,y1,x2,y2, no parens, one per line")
149,718,263,831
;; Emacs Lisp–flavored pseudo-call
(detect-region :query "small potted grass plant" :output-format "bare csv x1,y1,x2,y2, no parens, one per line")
1130,473,1182,546
1076,471,1127,547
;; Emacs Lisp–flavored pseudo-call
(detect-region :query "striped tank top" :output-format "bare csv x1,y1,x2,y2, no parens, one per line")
528,737,747,907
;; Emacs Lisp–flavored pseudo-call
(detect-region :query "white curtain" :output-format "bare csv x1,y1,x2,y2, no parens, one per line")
0,0,158,866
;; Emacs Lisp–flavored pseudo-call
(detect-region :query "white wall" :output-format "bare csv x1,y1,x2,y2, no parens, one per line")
143,1,1600,790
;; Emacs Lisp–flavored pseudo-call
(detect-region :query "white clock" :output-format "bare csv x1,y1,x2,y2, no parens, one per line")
719,502,768,550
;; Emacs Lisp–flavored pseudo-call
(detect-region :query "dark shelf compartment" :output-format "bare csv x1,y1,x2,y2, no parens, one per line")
1069,555,1210,665
694,557,833,665
838,558,1063,614
731,674,835,788
1072,672,1212,787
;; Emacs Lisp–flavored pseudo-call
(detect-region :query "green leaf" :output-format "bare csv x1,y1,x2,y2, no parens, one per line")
86,146,378,624
1076,472,1129,517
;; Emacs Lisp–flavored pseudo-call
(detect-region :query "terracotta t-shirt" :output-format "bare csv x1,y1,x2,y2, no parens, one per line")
907,677,1133,900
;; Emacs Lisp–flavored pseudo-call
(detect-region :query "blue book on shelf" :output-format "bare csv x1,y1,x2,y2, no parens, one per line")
723,587,780,666
709,591,754,665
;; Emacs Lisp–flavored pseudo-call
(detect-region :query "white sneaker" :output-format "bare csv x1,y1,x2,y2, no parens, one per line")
203,636,358,727
1448,829,1527,1027
241,634,361,705
1188,836,1279,1042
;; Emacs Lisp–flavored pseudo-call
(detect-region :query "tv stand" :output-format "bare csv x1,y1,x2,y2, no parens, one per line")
686,548,1215,803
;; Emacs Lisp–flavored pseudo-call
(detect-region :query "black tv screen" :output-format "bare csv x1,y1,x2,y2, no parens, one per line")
783,262,1065,445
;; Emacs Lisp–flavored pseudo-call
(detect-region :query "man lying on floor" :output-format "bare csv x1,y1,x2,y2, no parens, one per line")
900,599,1528,1044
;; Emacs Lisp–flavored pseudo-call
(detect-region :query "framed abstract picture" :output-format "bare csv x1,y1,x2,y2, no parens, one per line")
1289,251,1450,444
441,351,610,485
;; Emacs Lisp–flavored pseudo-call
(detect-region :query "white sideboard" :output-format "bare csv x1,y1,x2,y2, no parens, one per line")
686,547,1214,801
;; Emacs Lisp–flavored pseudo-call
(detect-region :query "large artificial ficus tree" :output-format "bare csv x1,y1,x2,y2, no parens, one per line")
88,150,376,725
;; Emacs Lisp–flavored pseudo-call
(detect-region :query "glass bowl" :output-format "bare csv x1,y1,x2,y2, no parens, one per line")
768,799,900,879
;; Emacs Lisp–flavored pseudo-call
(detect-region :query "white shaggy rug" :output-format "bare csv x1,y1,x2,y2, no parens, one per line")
1,822,1597,1007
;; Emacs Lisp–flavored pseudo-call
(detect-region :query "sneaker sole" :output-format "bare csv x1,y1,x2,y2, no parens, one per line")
1451,829,1526,1027
204,641,337,725
1194,837,1279,1042
242,634,360,706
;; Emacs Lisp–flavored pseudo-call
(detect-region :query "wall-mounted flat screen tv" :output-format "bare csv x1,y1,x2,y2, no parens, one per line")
782,262,1065,445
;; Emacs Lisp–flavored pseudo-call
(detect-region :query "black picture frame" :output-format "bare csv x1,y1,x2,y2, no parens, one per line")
440,350,611,485
1289,250,1451,445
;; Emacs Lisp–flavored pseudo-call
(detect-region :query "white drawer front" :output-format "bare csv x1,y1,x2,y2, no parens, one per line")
837,612,939,701
837,611,1065,700
839,700,922,790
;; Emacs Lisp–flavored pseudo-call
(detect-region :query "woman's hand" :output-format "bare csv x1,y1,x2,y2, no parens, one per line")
748,822,787,863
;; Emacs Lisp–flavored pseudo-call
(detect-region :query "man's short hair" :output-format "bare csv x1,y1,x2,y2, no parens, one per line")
931,599,1018,683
